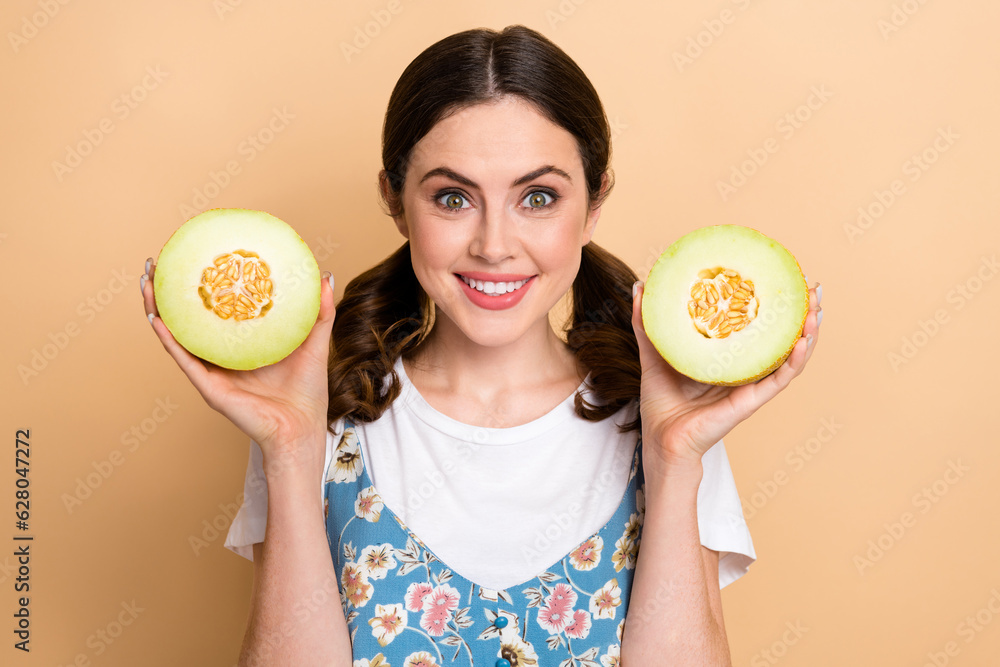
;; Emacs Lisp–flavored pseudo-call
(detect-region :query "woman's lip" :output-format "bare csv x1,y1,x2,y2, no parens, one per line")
455,271,534,282
455,274,534,310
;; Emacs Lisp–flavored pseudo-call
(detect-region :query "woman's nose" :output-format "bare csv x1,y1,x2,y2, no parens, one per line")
470,205,517,263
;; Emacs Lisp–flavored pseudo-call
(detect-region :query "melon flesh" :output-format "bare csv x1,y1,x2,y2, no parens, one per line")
154,208,320,370
642,225,808,385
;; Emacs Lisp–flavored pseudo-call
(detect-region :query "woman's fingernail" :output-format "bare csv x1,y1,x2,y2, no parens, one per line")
147,313,154,325
806,333,814,347
815,282,822,305
327,272,335,291
140,274,147,294
817,308,823,327
145,257,152,275
632,281,641,298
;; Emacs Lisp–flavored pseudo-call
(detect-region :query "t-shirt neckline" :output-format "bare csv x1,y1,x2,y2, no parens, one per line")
394,356,589,446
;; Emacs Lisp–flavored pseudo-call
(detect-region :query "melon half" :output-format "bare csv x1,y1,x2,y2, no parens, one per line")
153,209,321,370
641,225,808,385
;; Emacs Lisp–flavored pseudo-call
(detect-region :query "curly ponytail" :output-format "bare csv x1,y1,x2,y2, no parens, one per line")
326,243,431,425
567,243,641,432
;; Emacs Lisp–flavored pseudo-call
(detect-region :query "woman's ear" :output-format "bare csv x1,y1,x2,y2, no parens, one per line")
583,172,610,245
379,170,409,238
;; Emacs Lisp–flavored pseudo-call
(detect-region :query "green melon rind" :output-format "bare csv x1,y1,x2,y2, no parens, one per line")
153,208,321,370
641,225,808,386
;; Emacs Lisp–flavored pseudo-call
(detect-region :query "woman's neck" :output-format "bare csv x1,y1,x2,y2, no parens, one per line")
403,312,584,428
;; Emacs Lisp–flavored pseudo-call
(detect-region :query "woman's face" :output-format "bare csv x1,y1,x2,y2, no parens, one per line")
392,96,603,349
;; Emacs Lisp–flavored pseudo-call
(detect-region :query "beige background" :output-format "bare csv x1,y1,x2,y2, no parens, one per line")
2,0,999,664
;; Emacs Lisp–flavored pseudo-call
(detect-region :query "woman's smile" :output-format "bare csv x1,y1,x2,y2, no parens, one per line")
455,272,536,310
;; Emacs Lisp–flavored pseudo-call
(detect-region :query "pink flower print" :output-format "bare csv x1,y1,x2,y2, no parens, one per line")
536,603,572,634
536,582,578,633
419,584,460,636
405,582,434,612
420,608,449,636
569,535,604,571
545,583,577,611
424,584,460,615
564,609,592,639
369,603,408,647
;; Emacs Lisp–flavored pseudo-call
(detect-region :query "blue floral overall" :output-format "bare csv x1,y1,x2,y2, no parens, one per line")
324,421,646,667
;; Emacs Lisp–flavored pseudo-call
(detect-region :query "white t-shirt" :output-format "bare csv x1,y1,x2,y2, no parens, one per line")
225,358,756,590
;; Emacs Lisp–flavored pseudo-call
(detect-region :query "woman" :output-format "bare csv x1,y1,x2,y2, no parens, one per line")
142,25,821,666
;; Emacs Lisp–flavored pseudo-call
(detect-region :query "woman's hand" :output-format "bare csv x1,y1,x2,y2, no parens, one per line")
630,279,822,479
140,257,336,472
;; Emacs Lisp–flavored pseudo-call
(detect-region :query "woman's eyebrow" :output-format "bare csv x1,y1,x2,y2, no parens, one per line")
512,165,572,186
418,165,573,188
419,166,476,187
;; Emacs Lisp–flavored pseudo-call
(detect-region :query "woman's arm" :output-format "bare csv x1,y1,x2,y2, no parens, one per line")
142,260,351,665
239,437,352,666
621,458,730,665
622,279,822,665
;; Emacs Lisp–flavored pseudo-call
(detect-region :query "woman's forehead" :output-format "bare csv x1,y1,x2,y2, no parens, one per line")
405,97,584,181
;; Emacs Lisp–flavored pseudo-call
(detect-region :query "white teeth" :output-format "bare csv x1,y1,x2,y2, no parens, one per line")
460,275,528,296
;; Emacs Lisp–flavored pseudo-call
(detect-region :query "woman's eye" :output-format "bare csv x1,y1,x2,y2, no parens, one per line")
523,191,554,208
438,193,469,210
